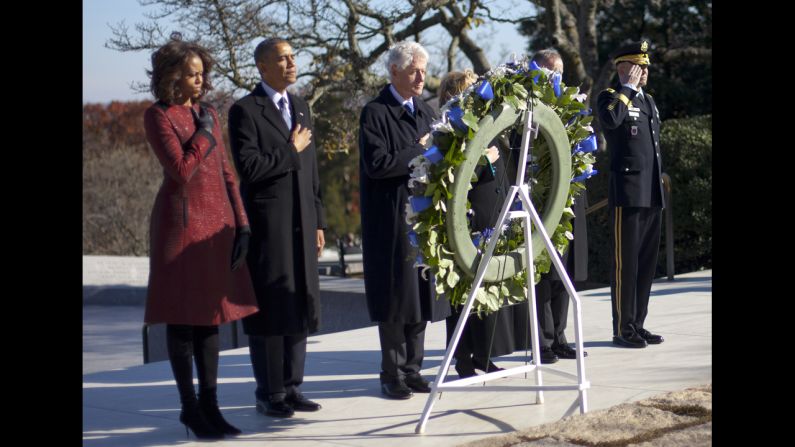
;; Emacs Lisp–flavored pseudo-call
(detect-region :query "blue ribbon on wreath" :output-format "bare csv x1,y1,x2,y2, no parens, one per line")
410,196,432,212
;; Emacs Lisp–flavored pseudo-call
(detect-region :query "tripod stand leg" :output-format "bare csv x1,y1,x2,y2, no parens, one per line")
518,190,544,404
416,187,520,434
522,195,590,414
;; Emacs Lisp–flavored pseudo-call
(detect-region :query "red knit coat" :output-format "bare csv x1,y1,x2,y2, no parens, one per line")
143,101,259,325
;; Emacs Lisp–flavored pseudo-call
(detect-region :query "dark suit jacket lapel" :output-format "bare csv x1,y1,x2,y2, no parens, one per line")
415,98,436,124
380,85,413,124
253,83,291,140
288,92,307,130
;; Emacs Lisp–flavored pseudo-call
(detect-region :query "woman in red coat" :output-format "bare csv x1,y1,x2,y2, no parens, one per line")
143,38,258,440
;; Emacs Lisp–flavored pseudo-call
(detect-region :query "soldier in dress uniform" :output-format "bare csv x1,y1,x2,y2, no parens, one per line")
596,40,665,349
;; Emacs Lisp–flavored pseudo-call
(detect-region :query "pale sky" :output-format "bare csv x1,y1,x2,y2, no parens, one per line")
83,0,537,104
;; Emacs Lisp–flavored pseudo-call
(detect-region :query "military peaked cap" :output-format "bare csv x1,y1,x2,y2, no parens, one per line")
611,40,651,66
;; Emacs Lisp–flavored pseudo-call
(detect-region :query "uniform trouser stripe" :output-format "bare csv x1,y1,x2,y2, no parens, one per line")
614,207,622,336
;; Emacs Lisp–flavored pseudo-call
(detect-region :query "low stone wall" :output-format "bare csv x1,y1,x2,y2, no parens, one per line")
83,256,373,363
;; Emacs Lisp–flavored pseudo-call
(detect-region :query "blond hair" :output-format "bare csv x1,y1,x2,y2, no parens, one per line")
438,69,478,104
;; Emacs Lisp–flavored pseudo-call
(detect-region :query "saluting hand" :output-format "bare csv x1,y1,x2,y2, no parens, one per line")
291,123,313,153
619,64,642,89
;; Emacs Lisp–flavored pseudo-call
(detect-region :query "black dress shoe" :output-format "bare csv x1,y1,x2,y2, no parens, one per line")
636,328,664,344
404,374,431,393
537,347,559,364
472,358,505,373
613,334,648,348
286,391,321,411
381,380,413,399
551,343,587,359
255,397,295,417
454,357,477,378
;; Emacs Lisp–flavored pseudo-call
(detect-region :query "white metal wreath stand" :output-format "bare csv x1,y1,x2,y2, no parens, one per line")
415,104,590,434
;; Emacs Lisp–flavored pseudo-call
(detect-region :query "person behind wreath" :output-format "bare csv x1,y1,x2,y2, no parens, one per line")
596,40,665,349
438,69,517,377
523,49,589,363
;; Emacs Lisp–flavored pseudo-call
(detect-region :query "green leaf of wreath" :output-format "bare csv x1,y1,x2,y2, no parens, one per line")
462,110,480,131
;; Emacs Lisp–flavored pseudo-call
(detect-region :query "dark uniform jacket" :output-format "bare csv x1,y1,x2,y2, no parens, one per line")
228,84,326,335
597,83,665,209
358,85,451,323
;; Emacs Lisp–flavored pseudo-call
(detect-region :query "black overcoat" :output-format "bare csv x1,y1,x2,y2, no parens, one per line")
359,85,451,323
228,84,326,335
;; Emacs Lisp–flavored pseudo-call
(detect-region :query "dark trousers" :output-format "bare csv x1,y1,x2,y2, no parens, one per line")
248,332,308,400
166,324,219,405
609,206,662,337
536,245,577,348
378,321,426,383
536,278,570,348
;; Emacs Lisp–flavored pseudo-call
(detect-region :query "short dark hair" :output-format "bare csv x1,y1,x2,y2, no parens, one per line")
147,39,215,104
254,38,290,64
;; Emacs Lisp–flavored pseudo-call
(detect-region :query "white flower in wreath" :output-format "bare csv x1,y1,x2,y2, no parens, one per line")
574,93,588,103
408,156,429,172
405,202,418,224
408,175,428,189
564,230,574,240
431,119,454,134
487,65,514,79
584,125,594,133
410,169,428,183
409,162,429,180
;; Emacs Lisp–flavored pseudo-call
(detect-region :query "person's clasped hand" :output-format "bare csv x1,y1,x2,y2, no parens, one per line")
486,145,500,163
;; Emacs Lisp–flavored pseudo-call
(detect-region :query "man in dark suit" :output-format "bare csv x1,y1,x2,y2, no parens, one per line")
359,40,451,400
596,40,665,349
228,38,326,417
531,49,589,362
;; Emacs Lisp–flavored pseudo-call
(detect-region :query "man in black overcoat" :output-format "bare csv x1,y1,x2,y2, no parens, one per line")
358,40,451,399
228,38,326,416
596,40,665,349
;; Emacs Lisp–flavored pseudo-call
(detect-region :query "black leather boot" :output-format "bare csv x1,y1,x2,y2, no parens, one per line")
199,391,242,435
179,401,224,440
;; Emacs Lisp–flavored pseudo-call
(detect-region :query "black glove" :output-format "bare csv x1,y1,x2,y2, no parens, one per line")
231,230,250,271
191,106,214,133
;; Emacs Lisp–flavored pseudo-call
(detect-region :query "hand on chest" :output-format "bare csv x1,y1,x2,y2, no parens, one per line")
396,114,428,143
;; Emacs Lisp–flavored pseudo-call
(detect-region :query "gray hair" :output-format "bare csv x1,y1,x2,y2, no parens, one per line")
385,41,429,80
531,48,562,69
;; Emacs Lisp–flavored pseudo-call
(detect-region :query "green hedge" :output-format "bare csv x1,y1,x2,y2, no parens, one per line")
585,115,712,284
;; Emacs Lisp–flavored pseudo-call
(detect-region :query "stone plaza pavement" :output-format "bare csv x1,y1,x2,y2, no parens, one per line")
83,269,711,446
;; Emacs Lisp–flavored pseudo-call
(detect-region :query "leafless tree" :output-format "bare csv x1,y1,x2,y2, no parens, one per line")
107,0,540,109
